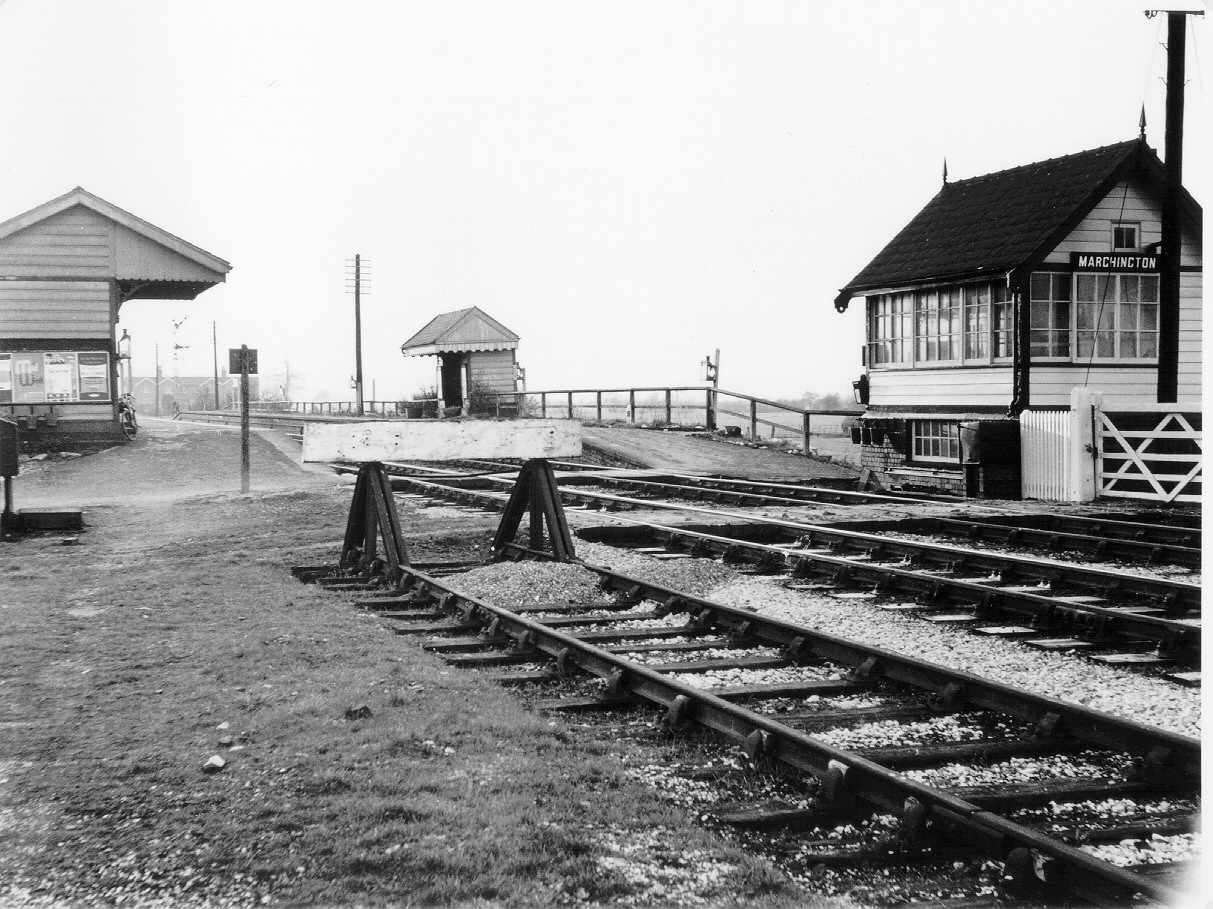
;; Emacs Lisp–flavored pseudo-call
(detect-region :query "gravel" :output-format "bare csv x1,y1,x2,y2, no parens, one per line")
1080,832,1200,867
904,751,1132,789
811,714,1014,750
448,560,615,610
704,575,1201,738
577,541,740,596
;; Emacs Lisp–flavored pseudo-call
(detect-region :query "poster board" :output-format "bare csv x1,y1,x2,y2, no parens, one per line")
0,351,111,404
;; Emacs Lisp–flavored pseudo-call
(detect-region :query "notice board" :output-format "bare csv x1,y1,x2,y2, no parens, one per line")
0,351,111,404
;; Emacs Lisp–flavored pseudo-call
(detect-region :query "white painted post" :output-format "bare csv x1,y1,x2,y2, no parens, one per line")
1067,387,1102,502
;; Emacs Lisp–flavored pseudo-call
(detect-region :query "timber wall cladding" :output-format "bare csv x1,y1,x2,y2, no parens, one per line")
469,350,516,395
869,366,1012,407
0,206,113,278
0,281,111,339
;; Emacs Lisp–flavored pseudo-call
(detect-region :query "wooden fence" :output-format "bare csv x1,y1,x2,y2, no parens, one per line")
487,386,859,456
1019,408,1071,501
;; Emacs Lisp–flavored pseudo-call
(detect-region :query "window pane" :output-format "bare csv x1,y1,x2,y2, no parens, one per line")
1053,273,1071,301
1141,275,1159,302
1122,276,1140,303
1141,304,1158,330
1140,334,1158,357
1120,334,1137,357
1030,273,1050,300
1096,332,1114,357
1031,303,1051,328
1119,302,1138,329
1031,331,1052,356
1077,274,1097,301
1076,302,1096,329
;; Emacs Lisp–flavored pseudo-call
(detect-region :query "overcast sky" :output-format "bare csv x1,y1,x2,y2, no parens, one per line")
0,0,1206,401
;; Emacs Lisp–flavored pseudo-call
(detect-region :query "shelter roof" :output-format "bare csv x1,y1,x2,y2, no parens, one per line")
834,138,1201,309
0,187,231,299
401,306,520,356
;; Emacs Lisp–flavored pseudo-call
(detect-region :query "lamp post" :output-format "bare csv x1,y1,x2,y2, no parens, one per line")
117,329,132,397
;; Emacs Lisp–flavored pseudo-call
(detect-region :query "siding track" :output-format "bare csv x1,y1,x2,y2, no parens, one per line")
293,555,1200,906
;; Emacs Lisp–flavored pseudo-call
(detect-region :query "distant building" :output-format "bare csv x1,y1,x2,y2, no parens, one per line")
400,307,521,415
835,139,1201,498
0,187,230,446
131,375,260,416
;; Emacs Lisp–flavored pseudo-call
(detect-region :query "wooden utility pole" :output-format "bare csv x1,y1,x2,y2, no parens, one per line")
154,343,161,416
212,321,219,409
353,253,365,416
1151,8,1203,402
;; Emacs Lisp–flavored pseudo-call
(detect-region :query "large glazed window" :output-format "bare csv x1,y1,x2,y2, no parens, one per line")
866,291,913,365
1030,272,1072,358
1073,272,1158,360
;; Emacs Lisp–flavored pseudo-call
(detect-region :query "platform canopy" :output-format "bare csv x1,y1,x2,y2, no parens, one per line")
0,186,231,302
400,306,519,357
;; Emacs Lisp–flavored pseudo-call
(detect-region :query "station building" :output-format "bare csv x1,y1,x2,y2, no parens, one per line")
401,306,522,415
835,138,1201,498
0,187,230,447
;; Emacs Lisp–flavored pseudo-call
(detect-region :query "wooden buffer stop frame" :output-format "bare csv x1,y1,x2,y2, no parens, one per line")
301,419,582,583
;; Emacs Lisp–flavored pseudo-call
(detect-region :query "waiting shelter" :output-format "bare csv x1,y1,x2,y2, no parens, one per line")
400,306,520,416
0,187,230,446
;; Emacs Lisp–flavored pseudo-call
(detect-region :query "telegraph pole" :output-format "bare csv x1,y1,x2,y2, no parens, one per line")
154,343,162,417
1148,8,1203,402
212,321,220,409
346,253,370,416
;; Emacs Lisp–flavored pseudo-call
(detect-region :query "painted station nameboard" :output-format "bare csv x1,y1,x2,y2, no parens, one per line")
302,419,582,464
1070,252,1160,272
0,351,111,404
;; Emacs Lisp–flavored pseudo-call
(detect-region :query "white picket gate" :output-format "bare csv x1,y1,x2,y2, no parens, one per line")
1097,405,1202,504
1019,409,1070,500
1019,391,1202,503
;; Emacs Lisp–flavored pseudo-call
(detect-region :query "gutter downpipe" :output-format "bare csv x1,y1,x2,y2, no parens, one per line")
1007,267,1031,417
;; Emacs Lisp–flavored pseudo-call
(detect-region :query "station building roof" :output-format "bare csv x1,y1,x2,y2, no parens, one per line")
401,306,519,357
834,138,1201,310
0,186,231,301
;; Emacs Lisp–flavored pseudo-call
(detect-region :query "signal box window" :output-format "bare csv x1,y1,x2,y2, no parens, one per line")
911,419,960,464
1112,223,1138,251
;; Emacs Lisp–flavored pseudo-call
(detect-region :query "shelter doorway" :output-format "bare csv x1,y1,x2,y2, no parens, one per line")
439,354,465,414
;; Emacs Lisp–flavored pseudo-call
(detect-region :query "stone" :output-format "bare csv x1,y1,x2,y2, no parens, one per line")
344,704,373,720
202,755,227,773
218,734,234,746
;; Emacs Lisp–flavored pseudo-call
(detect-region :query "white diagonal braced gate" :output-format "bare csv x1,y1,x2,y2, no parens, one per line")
1097,405,1202,504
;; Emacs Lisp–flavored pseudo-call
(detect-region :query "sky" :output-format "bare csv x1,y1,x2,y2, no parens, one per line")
0,0,1207,402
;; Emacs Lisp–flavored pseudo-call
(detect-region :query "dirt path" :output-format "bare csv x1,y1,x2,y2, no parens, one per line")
0,420,806,908
583,426,857,480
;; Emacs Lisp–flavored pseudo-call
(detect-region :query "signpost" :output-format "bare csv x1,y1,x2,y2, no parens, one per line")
229,346,258,493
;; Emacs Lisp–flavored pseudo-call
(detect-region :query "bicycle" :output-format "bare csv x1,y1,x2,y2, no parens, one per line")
117,393,138,440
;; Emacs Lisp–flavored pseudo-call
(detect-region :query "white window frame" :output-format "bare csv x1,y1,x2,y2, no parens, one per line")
1072,271,1160,364
910,419,962,465
1028,272,1073,362
1112,221,1140,252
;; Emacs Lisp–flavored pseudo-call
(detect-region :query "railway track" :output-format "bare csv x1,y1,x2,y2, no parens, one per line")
378,473,1201,674
293,555,1200,906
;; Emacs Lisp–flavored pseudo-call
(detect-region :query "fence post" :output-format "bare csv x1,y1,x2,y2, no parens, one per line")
566,391,574,419
802,412,811,457
596,391,602,422
541,392,547,418
1067,387,1102,502
749,399,758,441
628,389,636,423
665,389,672,425
705,389,716,430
